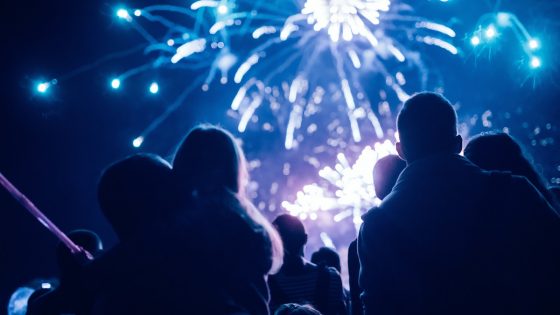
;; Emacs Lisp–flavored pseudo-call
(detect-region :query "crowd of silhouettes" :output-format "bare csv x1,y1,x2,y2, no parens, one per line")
19,92,560,315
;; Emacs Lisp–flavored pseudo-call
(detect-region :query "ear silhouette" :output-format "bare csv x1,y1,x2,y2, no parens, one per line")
396,142,407,162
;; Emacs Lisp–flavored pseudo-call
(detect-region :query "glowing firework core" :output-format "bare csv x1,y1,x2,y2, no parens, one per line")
302,0,391,43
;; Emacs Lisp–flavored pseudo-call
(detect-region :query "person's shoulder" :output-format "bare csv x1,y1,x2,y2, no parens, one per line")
361,203,392,225
326,266,342,278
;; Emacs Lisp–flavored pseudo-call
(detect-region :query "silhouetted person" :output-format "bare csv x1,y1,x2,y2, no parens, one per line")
269,215,345,315
171,125,284,314
311,247,350,314
27,230,103,315
311,247,341,272
464,131,558,209
359,92,560,314
372,155,407,201
348,154,405,315
275,303,323,315
86,154,179,314
97,153,173,241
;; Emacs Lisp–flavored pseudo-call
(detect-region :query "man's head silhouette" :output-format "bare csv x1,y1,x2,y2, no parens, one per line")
396,92,461,162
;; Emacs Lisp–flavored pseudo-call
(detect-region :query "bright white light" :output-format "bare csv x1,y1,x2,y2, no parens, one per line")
110,78,121,89
116,9,132,22
132,136,144,148
217,4,228,14
217,52,237,72
530,56,541,69
133,9,142,17
485,25,496,39
167,39,175,46
190,0,219,10
36,82,50,93
41,283,52,289
171,39,207,63
528,39,539,50
252,26,277,39
283,140,397,232
496,12,511,27
149,82,159,94
234,54,260,83
301,0,391,44
470,35,481,46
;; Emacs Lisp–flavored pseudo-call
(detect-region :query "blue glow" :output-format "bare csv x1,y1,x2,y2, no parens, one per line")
116,8,132,22
470,35,481,46
7,287,34,315
149,82,159,94
485,25,497,39
132,136,144,148
217,5,228,15
36,82,50,93
110,78,121,89
530,56,541,69
528,39,539,50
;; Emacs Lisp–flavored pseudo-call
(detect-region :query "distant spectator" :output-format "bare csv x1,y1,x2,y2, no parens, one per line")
269,214,346,315
465,131,558,209
311,247,341,272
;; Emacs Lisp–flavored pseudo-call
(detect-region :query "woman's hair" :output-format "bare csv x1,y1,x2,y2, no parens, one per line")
464,131,555,206
173,124,283,273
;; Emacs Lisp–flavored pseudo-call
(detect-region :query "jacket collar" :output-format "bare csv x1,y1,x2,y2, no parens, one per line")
391,154,480,193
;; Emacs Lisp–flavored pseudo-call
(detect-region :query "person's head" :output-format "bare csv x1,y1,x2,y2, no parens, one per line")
373,155,406,200
173,124,284,273
98,154,172,241
173,124,248,197
311,247,341,272
396,92,462,162
273,214,307,257
56,230,103,280
464,132,553,203
275,303,322,315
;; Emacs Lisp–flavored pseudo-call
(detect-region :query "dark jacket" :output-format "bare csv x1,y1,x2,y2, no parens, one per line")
347,239,362,315
86,194,273,315
358,154,560,315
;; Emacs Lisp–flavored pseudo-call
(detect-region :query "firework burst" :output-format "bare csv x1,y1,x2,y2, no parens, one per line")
230,0,458,149
282,139,397,233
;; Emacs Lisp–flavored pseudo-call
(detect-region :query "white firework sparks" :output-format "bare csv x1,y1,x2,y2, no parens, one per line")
282,139,397,233
230,0,458,149
302,0,390,43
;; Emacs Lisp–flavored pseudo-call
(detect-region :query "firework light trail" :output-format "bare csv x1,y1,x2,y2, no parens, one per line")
467,11,543,71
229,0,458,150
114,3,243,147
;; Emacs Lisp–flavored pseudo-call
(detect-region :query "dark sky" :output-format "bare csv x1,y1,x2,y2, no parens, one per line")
1,0,560,308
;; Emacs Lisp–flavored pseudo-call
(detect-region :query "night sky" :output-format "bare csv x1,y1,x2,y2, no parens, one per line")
1,0,559,307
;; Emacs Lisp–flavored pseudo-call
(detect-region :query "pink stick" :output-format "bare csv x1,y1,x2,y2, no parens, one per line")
0,172,93,260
